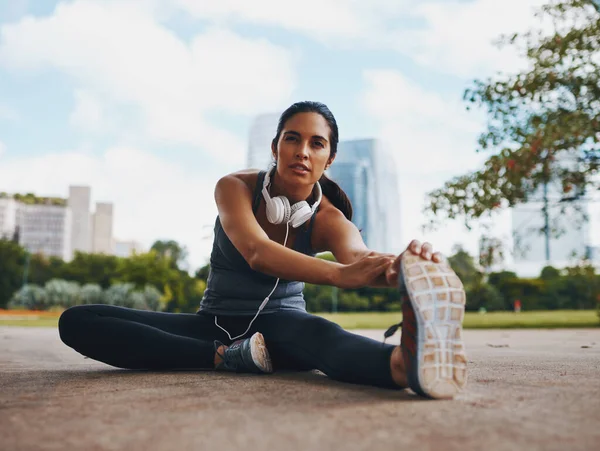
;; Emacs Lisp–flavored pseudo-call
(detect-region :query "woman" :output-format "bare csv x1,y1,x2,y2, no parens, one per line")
59,101,467,399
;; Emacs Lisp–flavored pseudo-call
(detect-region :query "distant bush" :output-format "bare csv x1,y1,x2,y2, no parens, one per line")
45,279,81,308
80,284,104,305
7,280,164,311
8,284,47,310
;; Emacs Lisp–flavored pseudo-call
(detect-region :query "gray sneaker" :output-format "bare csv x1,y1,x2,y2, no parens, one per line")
214,332,273,373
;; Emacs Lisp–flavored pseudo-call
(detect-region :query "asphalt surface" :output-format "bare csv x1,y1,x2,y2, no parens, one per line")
1,326,599,451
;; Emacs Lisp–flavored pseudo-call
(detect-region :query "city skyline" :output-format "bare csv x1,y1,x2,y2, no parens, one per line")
0,185,141,260
1,0,598,271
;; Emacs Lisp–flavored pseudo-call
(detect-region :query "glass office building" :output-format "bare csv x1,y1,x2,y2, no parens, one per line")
246,113,281,170
327,139,401,252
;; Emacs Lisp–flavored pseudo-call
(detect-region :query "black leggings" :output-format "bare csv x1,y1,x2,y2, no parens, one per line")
58,305,399,389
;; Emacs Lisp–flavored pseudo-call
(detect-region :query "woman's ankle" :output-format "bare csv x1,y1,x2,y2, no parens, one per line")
390,346,408,388
214,345,228,368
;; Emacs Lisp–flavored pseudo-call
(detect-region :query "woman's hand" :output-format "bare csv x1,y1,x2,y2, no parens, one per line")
384,240,445,286
335,252,396,289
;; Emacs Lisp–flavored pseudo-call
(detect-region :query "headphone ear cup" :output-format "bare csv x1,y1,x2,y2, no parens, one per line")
289,201,312,228
267,195,291,224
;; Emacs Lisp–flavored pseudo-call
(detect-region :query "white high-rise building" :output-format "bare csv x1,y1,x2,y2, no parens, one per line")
17,203,72,261
69,186,92,254
511,154,593,277
247,112,281,170
0,197,18,240
92,202,114,254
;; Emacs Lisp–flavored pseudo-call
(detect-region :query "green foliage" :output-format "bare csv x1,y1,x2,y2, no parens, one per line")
80,284,104,305
0,239,26,308
540,265,561,280
8,285,47,310
0,192,67,206
60,252,119,288
150,240,189,270
44,279,81,309
8,280,166,311
113,250,178,291
426,0,600,228
463,283,505,312
447,247,483,287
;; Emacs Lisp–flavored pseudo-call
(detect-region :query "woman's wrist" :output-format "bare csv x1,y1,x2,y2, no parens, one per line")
327,262,343,287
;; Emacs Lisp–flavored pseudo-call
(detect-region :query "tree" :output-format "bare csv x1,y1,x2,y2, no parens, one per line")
61,252,120,289
113,251,177,291
447,246,483,288
0,239,26,308
150,240,188,270
426,0,600,227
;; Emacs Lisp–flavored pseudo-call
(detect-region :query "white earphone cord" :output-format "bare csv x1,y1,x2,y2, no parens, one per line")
214,222,290,341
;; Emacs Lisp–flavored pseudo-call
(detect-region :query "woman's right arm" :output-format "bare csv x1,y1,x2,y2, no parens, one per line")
215,174,391,288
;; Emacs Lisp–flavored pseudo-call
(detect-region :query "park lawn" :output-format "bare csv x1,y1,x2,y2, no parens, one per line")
321,310,599,329
0,318,61,327
0,309,597,329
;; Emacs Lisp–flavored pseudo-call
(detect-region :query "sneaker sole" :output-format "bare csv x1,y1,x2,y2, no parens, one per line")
400,254,467,399
250,332,273,373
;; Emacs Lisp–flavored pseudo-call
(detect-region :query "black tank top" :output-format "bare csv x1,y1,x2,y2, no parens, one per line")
199,171,319,315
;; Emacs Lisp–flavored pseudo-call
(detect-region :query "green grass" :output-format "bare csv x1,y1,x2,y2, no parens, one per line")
0,318,60,327
0,310,598,329
319,310,599,329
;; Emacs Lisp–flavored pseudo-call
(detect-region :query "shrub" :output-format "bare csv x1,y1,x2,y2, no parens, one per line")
102,283,135,307
8,285,48,310
45,279,81,308
80,284,104,305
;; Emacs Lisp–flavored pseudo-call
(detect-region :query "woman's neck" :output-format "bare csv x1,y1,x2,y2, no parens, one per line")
270,170,316,204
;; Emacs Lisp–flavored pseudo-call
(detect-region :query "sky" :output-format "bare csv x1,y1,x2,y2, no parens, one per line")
1,0,581,271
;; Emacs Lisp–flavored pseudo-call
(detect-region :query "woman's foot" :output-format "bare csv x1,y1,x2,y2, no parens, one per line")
397,252,468,399
214,332,273,373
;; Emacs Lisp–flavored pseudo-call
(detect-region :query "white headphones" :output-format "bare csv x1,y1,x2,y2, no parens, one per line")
261,165,322,228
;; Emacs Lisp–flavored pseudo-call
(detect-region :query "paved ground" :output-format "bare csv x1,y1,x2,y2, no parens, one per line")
1,327,599,451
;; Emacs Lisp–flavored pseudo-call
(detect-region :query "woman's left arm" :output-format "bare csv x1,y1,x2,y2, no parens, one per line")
317,208,444,288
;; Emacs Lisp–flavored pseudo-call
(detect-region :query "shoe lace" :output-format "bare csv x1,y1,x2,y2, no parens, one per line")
214,339,247,371
383,321,402,345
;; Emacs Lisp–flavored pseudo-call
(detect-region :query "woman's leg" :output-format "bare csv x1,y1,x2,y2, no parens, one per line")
58,305,233,370
254,310,403,389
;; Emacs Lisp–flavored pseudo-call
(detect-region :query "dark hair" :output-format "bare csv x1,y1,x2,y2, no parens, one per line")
272,101,353,221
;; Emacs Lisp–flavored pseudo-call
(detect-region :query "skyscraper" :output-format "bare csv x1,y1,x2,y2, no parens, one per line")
92,202,114,254
511,153,592,274
247,112,280,170
68,186,92,254
327,139,401,252
17,203,72,261
0,197,18,240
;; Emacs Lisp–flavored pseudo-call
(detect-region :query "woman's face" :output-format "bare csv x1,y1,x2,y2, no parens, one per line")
272,112,334,186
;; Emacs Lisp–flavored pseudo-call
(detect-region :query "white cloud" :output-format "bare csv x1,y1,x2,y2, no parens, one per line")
390,0,548,77
363,69,485,175
0,0,296,163
0,140,5,156
69,89,104,132
362,69,497,257
172,0,547,77
0,147,219,269
171,0,379,40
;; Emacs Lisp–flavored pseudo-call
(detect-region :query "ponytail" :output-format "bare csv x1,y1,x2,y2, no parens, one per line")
319,173,353,221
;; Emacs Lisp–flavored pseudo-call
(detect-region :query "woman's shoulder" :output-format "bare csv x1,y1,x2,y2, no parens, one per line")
228,169,262,191
311,196,348,251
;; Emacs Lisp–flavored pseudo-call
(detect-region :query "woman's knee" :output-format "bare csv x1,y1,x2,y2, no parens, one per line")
58,305,91,346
